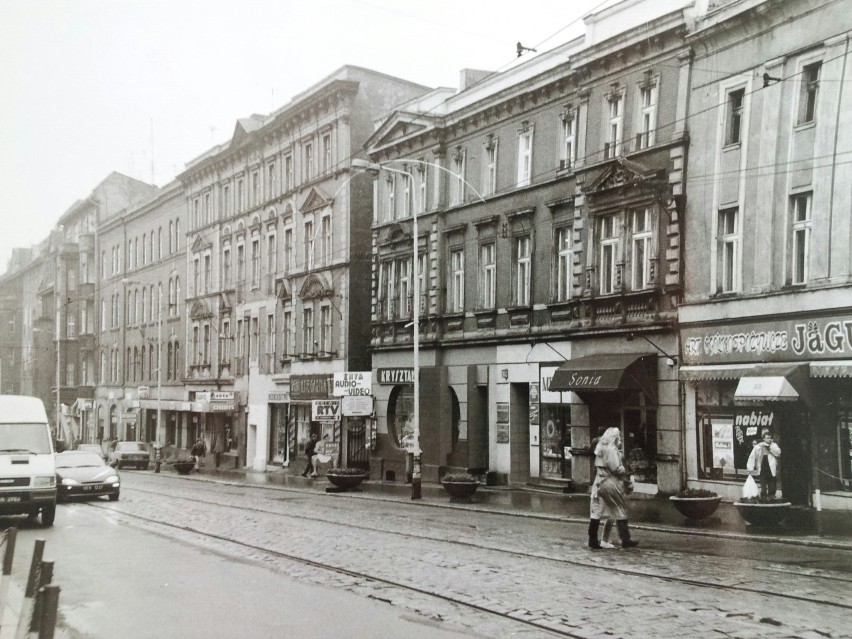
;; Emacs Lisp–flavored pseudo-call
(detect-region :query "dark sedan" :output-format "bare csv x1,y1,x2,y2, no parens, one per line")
56,451,120,502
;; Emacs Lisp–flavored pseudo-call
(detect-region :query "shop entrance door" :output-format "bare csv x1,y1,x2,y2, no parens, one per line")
346,418,369,470
778,406,811,505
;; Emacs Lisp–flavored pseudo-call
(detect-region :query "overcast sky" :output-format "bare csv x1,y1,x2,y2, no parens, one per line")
0,0,611,275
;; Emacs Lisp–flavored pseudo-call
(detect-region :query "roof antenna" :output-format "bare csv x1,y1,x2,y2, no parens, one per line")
517,42,537,57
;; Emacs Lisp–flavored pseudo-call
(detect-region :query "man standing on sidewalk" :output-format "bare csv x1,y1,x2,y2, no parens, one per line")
302,433,319,477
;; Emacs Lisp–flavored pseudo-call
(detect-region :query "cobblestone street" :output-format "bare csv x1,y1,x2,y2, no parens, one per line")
100,472,852,639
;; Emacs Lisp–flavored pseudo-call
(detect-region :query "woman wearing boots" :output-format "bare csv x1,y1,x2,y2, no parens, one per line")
587,427,638,549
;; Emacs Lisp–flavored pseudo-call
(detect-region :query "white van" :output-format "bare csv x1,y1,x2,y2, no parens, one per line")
0,395,57,526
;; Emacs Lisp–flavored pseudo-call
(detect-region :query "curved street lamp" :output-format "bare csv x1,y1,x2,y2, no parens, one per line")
351,158,485,500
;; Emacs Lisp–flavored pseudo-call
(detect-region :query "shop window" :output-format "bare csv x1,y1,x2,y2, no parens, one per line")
622,390,657,484
387,385,414,449
541,404,571,479
696,380,743,479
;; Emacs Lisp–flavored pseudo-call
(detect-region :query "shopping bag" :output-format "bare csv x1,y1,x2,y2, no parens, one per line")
743,474,760,499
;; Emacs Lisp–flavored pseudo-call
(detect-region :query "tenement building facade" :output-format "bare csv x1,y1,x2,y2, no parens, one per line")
679,0,852,510
364,0,691,494
177,66,429,471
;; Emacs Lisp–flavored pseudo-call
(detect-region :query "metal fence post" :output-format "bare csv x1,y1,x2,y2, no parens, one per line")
36,586,60,639
0,527,18,630
24,540,45,598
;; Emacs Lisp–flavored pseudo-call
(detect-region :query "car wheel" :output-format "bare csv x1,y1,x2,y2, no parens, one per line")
41,504,56,527
108,492,119,501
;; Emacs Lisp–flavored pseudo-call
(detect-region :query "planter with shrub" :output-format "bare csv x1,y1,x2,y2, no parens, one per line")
441,472,480,501
733,496,792,527
325,468,368,490
669,488,722,520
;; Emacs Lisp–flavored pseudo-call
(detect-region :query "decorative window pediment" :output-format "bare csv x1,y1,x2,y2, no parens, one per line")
299,188,331,214
190,299,212,320
299,273,333,300
584,157,662,196
275,278,292,301
190,235,211,253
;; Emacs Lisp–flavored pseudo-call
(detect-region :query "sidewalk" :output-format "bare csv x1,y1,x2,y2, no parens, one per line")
187,465,852,551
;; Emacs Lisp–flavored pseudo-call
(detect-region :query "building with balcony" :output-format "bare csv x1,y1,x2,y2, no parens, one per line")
678,0,852,510
364,0,693,493
177,66,431,471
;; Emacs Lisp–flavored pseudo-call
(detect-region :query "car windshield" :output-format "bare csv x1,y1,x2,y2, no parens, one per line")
0,423,52,454
116,442,146,452
57,452,104,468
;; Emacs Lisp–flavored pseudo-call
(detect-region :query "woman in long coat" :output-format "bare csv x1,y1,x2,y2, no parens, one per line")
587,427,638,549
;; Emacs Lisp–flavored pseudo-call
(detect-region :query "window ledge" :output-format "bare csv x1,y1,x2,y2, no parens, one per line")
721,142,742,152
793,120,816,132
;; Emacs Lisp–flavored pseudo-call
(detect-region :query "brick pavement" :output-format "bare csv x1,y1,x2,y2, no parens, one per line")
112,472,852,639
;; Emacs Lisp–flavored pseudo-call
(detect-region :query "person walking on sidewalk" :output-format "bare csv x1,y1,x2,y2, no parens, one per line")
190,438,206,473
302,433,319,477
747,430,781,498
587,427,638,549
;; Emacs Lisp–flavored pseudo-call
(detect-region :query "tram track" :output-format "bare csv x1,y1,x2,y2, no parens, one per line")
96,480,852,616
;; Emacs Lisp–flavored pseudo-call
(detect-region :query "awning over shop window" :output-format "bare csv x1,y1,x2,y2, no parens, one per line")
809,360,852,378
734,363,810,403
549,353,656,399
679,364,757,381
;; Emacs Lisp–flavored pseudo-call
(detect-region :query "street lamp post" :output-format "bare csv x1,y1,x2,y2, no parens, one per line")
351,158,485,500
351,159,421,499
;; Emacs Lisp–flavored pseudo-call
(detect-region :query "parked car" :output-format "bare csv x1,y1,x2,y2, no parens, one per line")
76,443,107,463
109,441,150,470
55,451,120,502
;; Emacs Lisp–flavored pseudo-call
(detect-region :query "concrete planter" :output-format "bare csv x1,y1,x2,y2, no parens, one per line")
171,460,195,475
733,501,792,527
326,472,367,490
669,496,722,520
441,481,479,502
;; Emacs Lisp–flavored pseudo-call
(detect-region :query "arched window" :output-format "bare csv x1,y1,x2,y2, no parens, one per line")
174,341,181,379
386,385,414,449
141,345,146,380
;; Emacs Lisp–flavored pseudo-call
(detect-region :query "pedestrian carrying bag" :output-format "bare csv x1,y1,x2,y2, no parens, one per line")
743,474,760,499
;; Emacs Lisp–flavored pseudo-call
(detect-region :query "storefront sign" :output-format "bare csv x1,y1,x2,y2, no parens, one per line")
342,395,373,416
529,383,540,426
377,368,415,384
292,375,332,400
209,403,236,412
332,372,372,396
312,399,341,421
137,386,149,399
732,410,775,468
496,402,509,424
195,391,211,402
211,391,234,402
268,391,290,403
683,314,852,364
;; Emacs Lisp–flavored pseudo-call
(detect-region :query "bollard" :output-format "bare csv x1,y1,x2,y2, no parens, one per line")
28,561,53,633
24,540,45,598
0,527,18,630
2,528,17,577
36,586,59,639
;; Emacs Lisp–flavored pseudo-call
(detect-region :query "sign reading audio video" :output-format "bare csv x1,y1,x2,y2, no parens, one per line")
332,372,372,396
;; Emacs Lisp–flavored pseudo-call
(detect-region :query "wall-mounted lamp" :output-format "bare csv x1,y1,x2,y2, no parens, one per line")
516,42,537,57
626,331,678,367
763,72,782,88
501,368,509,380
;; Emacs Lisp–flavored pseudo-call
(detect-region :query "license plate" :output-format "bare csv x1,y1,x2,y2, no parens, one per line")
0,496,21,503
82,485,103,492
